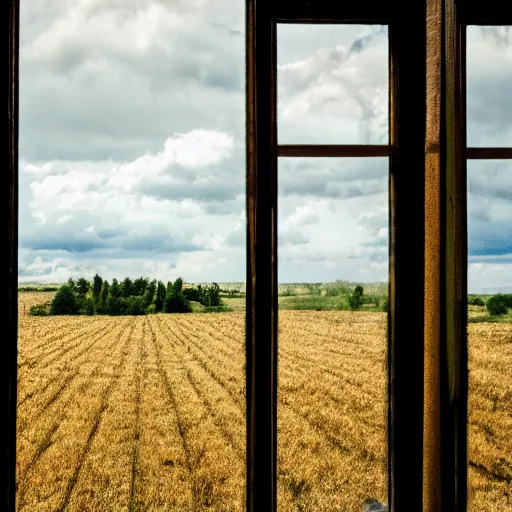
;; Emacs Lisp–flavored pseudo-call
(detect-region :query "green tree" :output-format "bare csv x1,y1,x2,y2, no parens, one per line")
76,277,90,297
110,279,122,298
122,296,146,315
155,281,166,312
121,277,134,298
164,286,191,313
348,285,364,310
67,278,77,292
78,297,95,315
183,286,203,302
92,274,103,302
106,279,124,315
144,279,157,306
97,280,110,314
133,277,149,296
202,282,222,307
50,285,79,315
173,277,184,293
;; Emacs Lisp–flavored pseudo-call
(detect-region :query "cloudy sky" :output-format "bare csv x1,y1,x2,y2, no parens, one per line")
18,3,511,292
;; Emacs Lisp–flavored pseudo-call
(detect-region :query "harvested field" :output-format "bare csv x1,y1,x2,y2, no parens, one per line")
16,296,511,511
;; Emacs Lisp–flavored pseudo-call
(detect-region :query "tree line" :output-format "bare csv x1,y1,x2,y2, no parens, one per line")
29,275,224,316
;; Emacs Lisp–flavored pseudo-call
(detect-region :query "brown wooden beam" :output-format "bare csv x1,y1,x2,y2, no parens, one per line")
278,145,392,158
273,0,391,23
4,1,19,511
387,6,427,511
466,147,512,160
246,1,278,511
424,1,467,510
459,0,512,25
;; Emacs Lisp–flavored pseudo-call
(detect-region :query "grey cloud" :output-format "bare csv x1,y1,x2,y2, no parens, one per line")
467,27,512,146
225,229,245,247
361,237,387,248
21,236,105,253
20,0,245,162
347,27,387,58
278,158,388,199
280,178,386,199
138,176,242,203
284,254,327,263
279,231,309,246
20,231,201,255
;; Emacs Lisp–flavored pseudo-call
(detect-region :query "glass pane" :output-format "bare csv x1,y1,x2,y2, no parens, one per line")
277,25,389,145
467,26,512,147
467,159,512,512
277,157,389,510
18,0,246,510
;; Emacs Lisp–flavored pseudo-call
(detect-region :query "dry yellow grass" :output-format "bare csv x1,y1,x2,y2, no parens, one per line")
16,295,511,511
18,291,56,317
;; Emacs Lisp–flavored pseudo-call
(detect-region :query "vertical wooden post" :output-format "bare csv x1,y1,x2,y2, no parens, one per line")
424,1,467,510
246,1,278,511
4,1,20,511
388,5,427,510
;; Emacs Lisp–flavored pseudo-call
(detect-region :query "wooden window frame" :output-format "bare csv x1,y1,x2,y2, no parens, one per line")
4,1,511,512
246,3,426,511
423,2,511,512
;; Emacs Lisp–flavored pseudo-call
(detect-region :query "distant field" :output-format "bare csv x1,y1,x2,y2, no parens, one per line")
16,292,511,511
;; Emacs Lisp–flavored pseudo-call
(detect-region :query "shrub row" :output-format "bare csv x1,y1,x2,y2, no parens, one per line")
30,275,226,316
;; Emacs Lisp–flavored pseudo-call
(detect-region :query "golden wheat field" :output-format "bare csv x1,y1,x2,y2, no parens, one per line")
16,293,511,511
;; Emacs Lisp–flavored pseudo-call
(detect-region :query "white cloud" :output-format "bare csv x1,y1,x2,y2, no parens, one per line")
17,7,512,288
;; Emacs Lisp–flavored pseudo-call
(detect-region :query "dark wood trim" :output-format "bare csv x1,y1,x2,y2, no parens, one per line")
246,2,278,511
387,8,426,512
459,0,512,25
424,0,444,509
273,0,391,24
5,1,19,511
424,1,468,510
278,145,392,158
466,148,512,160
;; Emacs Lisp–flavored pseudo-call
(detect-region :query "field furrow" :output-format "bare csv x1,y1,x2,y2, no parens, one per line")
15,298,512,512
17,320,135,511
150,316,244,511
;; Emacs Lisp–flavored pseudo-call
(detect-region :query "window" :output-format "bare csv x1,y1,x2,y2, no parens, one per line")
5,2,511,512
466,24,512,512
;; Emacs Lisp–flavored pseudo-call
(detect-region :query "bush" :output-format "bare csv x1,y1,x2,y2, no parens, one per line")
381,296,389,312
123,296,146,315
486,294,509,316
203,305,233,313
201,283,222,307
164,290,192,313
183,287,203,302
468,295,485,306
304,283,322,296
106,296,126,316
362,294,381,307
501,294,512,308
146,304,157,314
50,285,79,315
78,297,95,316
29,302,50,316
182,283,223,307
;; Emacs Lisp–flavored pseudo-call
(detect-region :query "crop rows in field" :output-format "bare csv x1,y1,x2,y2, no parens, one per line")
16,310,511,511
